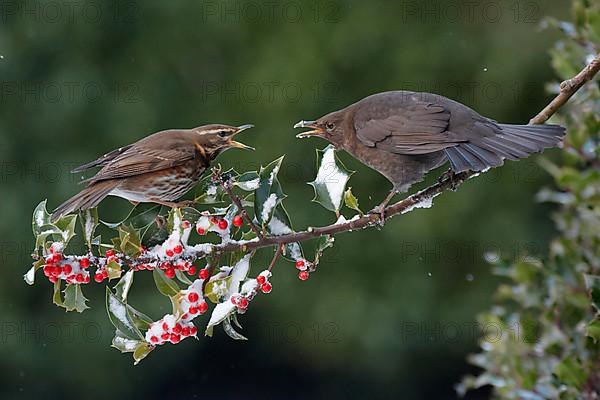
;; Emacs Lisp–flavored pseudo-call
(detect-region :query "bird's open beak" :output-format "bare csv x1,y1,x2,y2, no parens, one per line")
230,124,255,150
294,120,323,138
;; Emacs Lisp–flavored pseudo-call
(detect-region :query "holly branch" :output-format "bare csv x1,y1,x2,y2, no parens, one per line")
25,54,600,364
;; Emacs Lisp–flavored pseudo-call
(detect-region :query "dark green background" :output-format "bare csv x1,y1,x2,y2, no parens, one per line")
0,0,570,399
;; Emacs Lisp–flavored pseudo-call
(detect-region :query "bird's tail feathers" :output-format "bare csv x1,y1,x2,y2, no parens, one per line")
51,180,118,221
444,124,565,172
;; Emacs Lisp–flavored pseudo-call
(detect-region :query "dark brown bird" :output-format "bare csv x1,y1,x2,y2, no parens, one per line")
295,90,565,213
52,124,254,221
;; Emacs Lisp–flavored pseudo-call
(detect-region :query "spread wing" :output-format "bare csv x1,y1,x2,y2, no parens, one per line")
354,101,462,155
85,130,198,184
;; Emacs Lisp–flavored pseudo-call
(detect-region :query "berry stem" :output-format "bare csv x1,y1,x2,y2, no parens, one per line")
267,244,284,273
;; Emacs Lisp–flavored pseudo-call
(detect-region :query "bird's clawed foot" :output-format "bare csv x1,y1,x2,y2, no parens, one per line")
369,190,398,227
439,169,461,191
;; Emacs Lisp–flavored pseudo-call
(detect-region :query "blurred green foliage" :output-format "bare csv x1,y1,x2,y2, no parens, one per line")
460,2,600,398
0,0,580,399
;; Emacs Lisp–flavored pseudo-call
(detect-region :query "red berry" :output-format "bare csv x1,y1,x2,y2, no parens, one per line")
79,257,90,268
188,306,198,315
173,245,183,254
102,270,109,278
75,274,84,283
182,220,191,229
298,271,310,281
190,326,198,335
232,215,243,227
51,266,61,276
197,301,208,314
52,253,62,263
188,266,197,276
170,333,181,343
165,268,176,279
181,327,191,336
105,249,116,258
181,314,188,320
45,257,54,265
49,276,58,283
173,323,182,334
197,227,206,235
161,333,170,340
43,265,52,276
107,256,118,264
198,268,210,280
162,322,169,331
94,273,103,283
188,292,199,303
63,264,72,275
295,260,305,269
210,216,218,224
150,336,159,343
256,275,266,285
230,296,239,305
261,282,272,294
165,249,174,257
218,219,228,230
237,297,249,309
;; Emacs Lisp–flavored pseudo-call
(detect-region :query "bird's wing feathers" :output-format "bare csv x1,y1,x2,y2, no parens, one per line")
71,144,135,173
354,101,461,155
84,131,198,183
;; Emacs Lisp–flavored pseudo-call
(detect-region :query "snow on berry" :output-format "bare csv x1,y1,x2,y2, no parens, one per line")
42,255,91,285
180,279,207,321
144,314,197,346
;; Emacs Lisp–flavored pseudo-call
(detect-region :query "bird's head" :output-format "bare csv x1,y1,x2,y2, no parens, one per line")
293,110,346,146
193,124,255,159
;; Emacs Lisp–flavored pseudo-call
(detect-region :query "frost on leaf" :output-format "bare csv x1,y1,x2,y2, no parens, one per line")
254,156,286,226
309,145,354,215
206,255,252,337
63,284,89,313
267,205,304,261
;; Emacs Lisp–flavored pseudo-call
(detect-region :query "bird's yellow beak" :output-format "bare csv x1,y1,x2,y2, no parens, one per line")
294,120,323,138
230,124,255,150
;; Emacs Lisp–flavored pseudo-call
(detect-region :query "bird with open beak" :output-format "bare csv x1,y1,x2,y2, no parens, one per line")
295,90,565,217
52,124,254,221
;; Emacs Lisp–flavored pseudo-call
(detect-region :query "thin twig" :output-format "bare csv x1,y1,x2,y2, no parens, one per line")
267,244,284,273
115,55,600,270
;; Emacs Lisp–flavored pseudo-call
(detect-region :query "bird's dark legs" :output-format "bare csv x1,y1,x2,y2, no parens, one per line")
370,189,398,225
438,168,462,191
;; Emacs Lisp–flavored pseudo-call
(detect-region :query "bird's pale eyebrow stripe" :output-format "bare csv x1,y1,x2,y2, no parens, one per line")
196,128,232,135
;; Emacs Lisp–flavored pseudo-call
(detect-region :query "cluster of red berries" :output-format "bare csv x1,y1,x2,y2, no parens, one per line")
164,244,184,258
295,259,310,281
145,314,197,345
195,214,244,235
42,250,91,284
181,287,209,319
256,271,273,294
230,294,250,311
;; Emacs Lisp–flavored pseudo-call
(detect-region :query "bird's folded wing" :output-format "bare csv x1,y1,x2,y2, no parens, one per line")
354,102,462,155
71,144,134,173
84,133,197,183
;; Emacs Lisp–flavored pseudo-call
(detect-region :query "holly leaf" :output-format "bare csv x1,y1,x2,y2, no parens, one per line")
205,301,237,337
234,171,260,191
53,214,78,246
79,208,99,249
112,330,142,353
309,145,354,214
114,270,135,301
267,205,304,261
53,279,64,307
24,258,44,285
254,156,286,226
133,342,154,365
117,224,142,257
344,187,362,215
152,268,181,297
223,316,247,340
106,260,122,280
106,287,144,341
586,318,600,343
63,284,89,313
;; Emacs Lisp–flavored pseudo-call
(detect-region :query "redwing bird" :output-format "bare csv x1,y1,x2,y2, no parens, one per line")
295,90,565,214
52,124,254,221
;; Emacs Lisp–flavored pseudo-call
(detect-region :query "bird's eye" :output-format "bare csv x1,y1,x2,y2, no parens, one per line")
325,122,336,132
218,130,230,138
